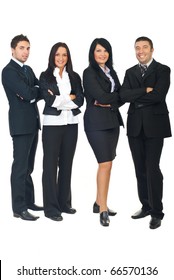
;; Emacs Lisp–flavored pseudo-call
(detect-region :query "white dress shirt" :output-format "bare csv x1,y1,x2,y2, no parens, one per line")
100,65,115,92
43,67,79,126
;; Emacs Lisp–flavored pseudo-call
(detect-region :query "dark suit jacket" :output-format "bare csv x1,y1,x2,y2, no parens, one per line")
83,65,124,132
120,59,172,138
1,59,41,136
39,71,84,116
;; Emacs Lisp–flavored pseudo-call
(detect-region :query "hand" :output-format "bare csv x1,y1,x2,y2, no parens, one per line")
146,87,153,93
70,94,76,100
94,100,111,107
16,94,23,100
48,89,54,95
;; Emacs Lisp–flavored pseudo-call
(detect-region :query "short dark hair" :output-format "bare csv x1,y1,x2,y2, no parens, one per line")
11,34,30,49
88,38,113,70
135,36,153,49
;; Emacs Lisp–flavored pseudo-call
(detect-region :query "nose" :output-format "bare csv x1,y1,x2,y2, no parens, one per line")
24,49,29,55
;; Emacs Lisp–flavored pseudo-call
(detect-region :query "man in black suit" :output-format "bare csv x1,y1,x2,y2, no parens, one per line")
120,36,171,229
2,34,43,220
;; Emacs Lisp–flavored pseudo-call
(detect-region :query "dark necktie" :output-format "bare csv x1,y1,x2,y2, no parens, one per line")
22,65,28,77
22,65,29,83
140,64,147,76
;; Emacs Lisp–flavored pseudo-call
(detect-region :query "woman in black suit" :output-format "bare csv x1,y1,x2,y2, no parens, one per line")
83,38,124,226
39,42,84,221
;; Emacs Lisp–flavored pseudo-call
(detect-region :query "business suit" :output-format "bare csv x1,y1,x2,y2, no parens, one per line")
83,66,123,163
2,59,41,214
83,65,123,132
120,59,172,219
39,70,84,217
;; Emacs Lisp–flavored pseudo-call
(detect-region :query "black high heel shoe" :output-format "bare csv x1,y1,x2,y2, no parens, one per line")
100,211,110,226
93,202,117,216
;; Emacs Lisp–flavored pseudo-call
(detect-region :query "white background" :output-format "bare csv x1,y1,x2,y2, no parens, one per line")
0,0,174,279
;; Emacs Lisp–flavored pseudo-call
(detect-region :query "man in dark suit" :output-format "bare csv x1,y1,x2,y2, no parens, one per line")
120,36,171,229
2,34,43,220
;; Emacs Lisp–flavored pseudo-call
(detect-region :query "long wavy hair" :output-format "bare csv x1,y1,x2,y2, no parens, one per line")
43,42,75,81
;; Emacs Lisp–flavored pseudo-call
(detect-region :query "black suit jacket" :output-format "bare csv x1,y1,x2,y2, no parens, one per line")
120,59,172,138
39,71,84,116
83,66,124,132
1,59,41,136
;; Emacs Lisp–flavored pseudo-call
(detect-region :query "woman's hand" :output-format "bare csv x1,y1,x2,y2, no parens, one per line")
70,94,76,100
48,89,54,95
94,100,111,107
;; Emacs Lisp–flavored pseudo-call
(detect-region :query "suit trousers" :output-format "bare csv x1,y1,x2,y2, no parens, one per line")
42,124,78,216
128,129,164,219
11,131,38,213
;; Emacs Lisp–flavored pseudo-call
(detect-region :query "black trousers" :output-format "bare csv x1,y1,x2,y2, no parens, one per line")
11,131,38,213
42,124,78,217
128,130,164,219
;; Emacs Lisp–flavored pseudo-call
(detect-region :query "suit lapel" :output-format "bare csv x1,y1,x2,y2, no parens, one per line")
10,59,28,81
144,59,157,79
98,67,110,82
10,59,23,71
135,64,143,82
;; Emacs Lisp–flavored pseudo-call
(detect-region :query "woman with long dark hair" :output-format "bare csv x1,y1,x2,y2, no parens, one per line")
40,42,84,221
83,38,124,226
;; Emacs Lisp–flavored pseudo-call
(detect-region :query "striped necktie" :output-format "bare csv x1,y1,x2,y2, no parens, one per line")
140,64,147,76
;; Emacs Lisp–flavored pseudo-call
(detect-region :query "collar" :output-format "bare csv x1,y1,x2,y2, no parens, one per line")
139,58,153,68
11,57,24,67
100,65,110,74
53,66,67,77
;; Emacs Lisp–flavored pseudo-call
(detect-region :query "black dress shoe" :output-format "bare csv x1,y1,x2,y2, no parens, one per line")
46,214,63,221
100,211,110,226
13,210,39,221
131,209,150,219
62,208,76,214
28,204,44,211
149,217,161,229
93,202,117,216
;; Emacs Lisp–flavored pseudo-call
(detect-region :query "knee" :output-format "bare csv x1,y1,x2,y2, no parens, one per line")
99,161,112,172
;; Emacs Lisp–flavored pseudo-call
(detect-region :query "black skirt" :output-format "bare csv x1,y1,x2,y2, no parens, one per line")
86,127,120,163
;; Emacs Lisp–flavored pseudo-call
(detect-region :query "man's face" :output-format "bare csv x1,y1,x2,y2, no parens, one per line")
12,40,30,63
135,40,154,64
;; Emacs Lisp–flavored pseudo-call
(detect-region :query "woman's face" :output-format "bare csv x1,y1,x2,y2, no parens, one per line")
94,44,109,67
54,47,68,70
